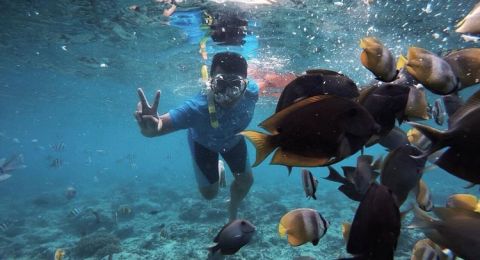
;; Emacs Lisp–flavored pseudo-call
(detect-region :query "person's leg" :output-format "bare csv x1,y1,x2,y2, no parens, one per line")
221,138,253,221
188,133,220,200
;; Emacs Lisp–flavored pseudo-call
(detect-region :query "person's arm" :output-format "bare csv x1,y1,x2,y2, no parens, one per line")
163,4,176,17
134,88,177,137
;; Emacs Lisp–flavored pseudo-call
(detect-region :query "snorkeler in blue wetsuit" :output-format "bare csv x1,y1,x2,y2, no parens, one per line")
134,52,258,221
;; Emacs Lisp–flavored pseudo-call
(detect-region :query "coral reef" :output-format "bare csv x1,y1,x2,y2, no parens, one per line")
74,231,120,258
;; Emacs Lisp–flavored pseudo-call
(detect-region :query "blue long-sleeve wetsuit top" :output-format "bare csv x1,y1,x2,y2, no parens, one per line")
169,80,259,153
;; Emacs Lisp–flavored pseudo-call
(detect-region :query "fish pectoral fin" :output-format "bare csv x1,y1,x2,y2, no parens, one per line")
240,130,276,167
271,148,331,167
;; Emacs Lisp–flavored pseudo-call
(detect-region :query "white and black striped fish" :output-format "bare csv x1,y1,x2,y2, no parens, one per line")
69,207,82,218
278,208,329,246
0,222,8,232
301,169,318,200
50,142,65,152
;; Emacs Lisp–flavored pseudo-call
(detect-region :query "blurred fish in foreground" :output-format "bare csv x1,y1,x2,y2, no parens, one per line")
409,90,480,184
455,2,480,34
345,183,400,259
278,208,329,246
0,153,27,182
410,206,480,260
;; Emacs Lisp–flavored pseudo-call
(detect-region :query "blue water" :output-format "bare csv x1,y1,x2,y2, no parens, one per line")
0,0,479,259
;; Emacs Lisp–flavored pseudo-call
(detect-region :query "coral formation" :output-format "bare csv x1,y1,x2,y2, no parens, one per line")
74,231,120,258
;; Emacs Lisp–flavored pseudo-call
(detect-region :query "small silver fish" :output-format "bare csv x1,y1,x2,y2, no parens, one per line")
301,169,318,200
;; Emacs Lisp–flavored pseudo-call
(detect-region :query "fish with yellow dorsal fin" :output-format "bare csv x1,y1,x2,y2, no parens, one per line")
456,2,480,34
359,37,397,82
406,47,459,95
278,208,329,246
443,48,480,89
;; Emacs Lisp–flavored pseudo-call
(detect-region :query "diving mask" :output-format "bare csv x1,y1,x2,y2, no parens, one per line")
211,74,247,105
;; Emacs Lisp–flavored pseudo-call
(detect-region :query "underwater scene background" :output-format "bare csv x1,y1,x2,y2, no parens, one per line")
0,0,479,259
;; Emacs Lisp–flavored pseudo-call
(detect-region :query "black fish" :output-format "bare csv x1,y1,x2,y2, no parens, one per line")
410,90,480,184
323,166,364,202
380,145,427,206
359,83,428,138
442,93,464,126
346,183,401,260
377,127,409,150
242,95,378,169
208,219,255,255
275,69,359,113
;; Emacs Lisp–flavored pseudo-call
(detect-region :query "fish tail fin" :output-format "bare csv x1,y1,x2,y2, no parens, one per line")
240,131,276,167
207,243,221,255
408,122,445,158
278,223,287,237
323,166,347,184
408,205,435,229
312,193,317,200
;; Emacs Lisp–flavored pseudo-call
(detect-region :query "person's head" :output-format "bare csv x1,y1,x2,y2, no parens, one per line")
209,9,248,45
210,52,248,108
